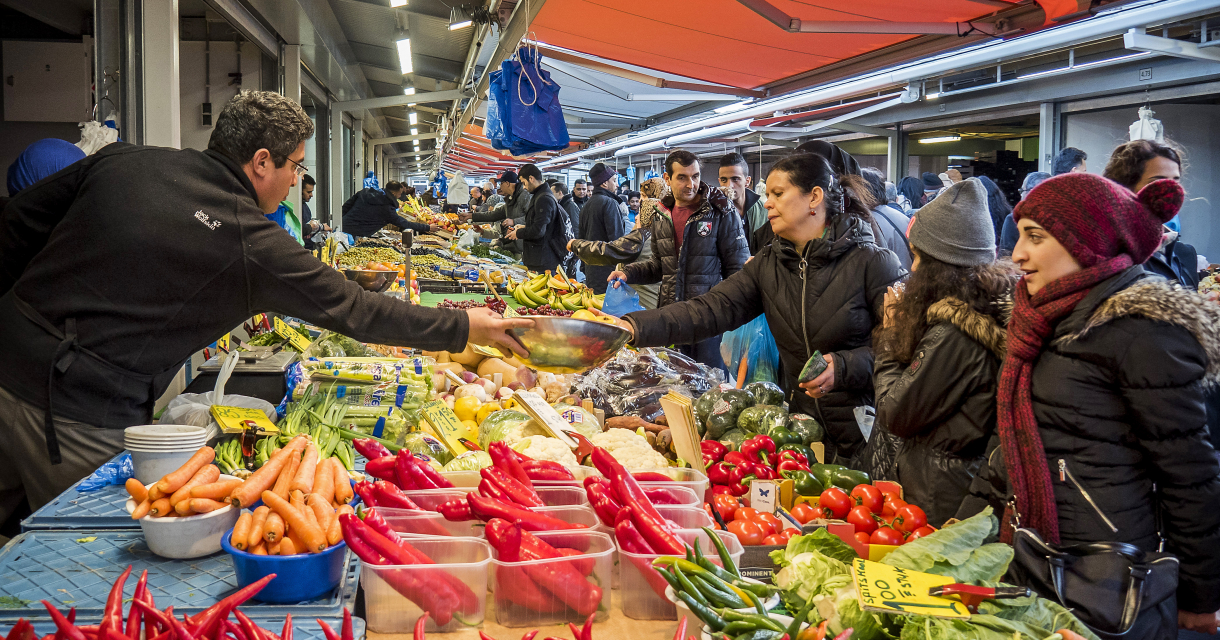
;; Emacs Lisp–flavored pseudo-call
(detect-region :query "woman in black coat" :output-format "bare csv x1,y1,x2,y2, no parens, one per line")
871,179,1019,527
609,154,905,464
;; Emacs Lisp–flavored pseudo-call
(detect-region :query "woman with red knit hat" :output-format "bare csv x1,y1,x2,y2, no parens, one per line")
1003,173,1220,637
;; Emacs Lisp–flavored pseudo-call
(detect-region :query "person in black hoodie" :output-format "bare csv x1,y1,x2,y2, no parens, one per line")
578,163,628,294
608,153,904,464
506,165,571,273
551,180,581,235
341,180,436,238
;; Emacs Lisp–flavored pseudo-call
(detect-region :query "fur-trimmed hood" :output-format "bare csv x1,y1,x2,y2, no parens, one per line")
927,297,1008,360
1071,280,1220,386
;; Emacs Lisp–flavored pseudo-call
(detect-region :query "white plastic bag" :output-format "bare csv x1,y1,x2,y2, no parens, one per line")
160,352,276,438
1128,106,1164,143
77,120,120,155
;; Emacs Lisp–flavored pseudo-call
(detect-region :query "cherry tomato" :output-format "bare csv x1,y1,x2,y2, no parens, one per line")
763,534,786,546
735,507,760,522
727,519,764,546
870,526,905,546
854,532,871,545
818,487,852,519
894,504,928,533
907,525,937,541
883,498,907,518
790,503,819,525
754,512,784,537
711,494,739,522
850,485,884,514
846,505,878,534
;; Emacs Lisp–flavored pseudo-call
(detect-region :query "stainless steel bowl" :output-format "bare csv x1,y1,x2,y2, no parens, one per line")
509,316,631,374
344,269,396,293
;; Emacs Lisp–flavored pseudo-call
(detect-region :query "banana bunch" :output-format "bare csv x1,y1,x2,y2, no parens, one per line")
509,270,605,311
215,438,244,474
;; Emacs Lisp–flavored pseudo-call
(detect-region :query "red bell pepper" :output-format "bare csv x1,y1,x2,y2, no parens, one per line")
438,499,472,521
481,467,543,507
706,462,735,486
584,482,621,527
353,439,393,462
631,472,672,482
353,482,378,508
776,459,810,474
589,447,666,524
465,493,586,531
488,442,533,488
722,451,748,466
364,457,399,485
776,450,808,466
740,435,776,466
700,440,728,464
396,451,437,490
372,482,422,511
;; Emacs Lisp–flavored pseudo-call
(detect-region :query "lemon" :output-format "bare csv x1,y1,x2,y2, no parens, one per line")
571,309,597,321
461,419,479,434
453,396,481,422
476,403,500,425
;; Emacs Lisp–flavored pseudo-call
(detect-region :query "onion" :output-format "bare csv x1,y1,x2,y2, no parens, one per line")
460,370,480,384
516,366,538,389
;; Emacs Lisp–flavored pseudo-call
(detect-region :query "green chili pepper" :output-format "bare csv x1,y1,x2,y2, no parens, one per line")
722,622,759,636
674,565,710,607
694,575,748,609
656,567,683,595
786,596,816,640
675,591,725,631
745,589,767,616
703,527,741,578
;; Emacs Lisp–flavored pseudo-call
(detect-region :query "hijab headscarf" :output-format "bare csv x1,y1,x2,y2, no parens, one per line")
7,138,86,195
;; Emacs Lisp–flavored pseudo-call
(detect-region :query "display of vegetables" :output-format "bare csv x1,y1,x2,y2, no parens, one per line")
337,246,404,268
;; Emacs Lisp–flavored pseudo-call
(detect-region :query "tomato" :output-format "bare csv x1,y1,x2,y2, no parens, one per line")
883,498,907,518
754,512,783,537
752,517,777,537
735,507,760,522
853,532,871,545
763,534,786,546
711,494,739,522
790,503,819,524
880,488,902,504
907,525,937,541
846,505,878,534
780,528,800,542
893,504,928,533
850,485,884,514
870,526,905,546
817,487,852,519
727,519,765,546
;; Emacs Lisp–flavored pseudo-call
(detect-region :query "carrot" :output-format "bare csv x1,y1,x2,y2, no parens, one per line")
147,484,164,501
312,458,335,505
325,506,343,546
230,436,306,509
307,494,335,545
232,512,253,550
149,498,173,517
188,498,226,513
261,490,327,553
264,512,285,543
278,537,297,556
126,478,149,503
247,506,270,550
267,540,281,556
131,498,152,520
251,542,267,556
272,448,301,500
191,479,243,502
331,457,353,505
170,465,219,506
291,443,319,494
174,500,195,516
300,496,321,532
336,504,355,518
286,527,306,555
156,447,216,494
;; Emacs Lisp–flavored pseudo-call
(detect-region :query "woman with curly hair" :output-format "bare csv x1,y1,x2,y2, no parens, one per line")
872,179,1020,526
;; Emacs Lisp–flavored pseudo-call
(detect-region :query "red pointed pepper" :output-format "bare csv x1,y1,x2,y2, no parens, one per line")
340,608,353,640
437,499,472,521
279,616,292,640
477,479,508,502
353,438,392,461
466,493,586,531
364,457,399,485
590,447,665,524
642,487,683,505
631,472,672,482
488,442,533,487
585,482,621,527
485,521,603,616
313,621,338,640
5,619,34,640
412,613,428,640
481,467,543,507
372,482,422,510
42,604,85,640
414,458,454,489
396,451,438,490
629,504,684,554
520,461,575,482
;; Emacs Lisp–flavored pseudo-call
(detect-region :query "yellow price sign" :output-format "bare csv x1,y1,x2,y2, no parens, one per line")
852,558,971,619
273,317,312,351
211,405,279,434
216,333,232,353
420,400,476,456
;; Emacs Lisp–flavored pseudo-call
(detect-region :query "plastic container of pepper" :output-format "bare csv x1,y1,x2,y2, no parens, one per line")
529,465,601,487
634,468,710,503
617,529,743,620
533,504,601,529
607,506,715,589
360,536,491,633
378,505,486,538
489,529,614,628
402,486,589,509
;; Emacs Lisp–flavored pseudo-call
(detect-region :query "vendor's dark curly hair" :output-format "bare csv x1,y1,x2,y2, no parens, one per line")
767,154,874,223
874,251,1020,364
1102,139,1183,191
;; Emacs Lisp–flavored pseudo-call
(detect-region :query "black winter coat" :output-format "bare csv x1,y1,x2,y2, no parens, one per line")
578,187,628,294
874,297,1006,527
342,188,428,237
516,184,569,272
625,214,905,464
559,193,581,237
622,182,750,308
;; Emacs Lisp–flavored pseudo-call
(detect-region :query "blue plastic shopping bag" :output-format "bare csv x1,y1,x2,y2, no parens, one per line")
602,280,645,317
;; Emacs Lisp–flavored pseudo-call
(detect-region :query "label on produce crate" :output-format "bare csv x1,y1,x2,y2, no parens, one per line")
273,317,312,351
216,333,232,353
420,400,476,456
212,405,279,434
711,399,731,415
852,559,969,620
750,479,777,514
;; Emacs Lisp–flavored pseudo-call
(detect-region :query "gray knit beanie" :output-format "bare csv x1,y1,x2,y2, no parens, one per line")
907,178,995,266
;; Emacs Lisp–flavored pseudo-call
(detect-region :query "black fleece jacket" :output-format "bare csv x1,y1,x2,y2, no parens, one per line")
341,187,428,237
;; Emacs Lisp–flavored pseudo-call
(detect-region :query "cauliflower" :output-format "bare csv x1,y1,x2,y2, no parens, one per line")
591,428,669,470
512,435,579,467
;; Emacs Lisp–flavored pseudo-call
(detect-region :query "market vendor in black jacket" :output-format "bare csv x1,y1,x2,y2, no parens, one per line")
607,153,904,464
505,165,571,273
0,91,531,521
341,180,436,238
578,164,628,294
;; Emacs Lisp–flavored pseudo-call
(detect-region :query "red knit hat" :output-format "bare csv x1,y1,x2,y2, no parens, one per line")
1012,173,1183,267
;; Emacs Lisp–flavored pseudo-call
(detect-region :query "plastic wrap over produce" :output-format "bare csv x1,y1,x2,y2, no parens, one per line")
573,347,724,421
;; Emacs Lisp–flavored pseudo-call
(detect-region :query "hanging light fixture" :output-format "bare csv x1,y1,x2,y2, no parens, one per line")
396,38,413,74
408,112,418,125
918,135,961,144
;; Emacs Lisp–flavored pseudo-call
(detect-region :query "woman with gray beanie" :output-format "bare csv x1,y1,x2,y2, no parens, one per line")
870,178,1020,527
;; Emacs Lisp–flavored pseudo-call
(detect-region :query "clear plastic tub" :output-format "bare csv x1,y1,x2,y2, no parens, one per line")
530,465,601,487
534,504,599,528
403,486,588,510
489,529,614,627
378,506,484,538
643,485,700,508
656,505,715,530
618,529,744,620
636,468,710,502
360,537,491,633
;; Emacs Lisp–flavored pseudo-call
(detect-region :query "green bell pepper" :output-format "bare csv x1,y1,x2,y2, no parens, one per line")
809,463,844,491
781,469,823,497
768,427,802,447
830,467,872,491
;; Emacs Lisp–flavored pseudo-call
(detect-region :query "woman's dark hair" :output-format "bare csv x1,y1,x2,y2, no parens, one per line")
385,181,405,194
975,175,1012,238
874,251,1019,364
859,167,888,205
1102,139,1183,190
767,153,874,223
897,176,924,208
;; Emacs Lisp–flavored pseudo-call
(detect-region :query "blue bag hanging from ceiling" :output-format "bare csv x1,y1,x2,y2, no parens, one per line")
485,45,570,156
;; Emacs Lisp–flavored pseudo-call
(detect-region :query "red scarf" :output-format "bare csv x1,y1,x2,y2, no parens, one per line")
998,255,1132,543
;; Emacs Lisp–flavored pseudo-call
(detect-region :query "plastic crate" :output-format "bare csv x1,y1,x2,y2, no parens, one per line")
0,530,360,625
360,538,491,633
489,530,614,628
636,468,709,503
21,482,138,532
401,486,587,510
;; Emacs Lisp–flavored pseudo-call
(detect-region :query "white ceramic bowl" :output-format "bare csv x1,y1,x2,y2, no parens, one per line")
127,424,207,438
125,476,241,559
129,448,202,484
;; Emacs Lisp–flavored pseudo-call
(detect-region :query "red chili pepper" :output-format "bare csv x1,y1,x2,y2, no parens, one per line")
340,608,353,640
125,570,147,640
672,616,687,640
139,583,158,640
5,619,34,640
466,493,586,531
168,611,195,640
361,514,480,614
485,521,603,616
279,615,292,640
629,504,684,554
396,451,438,490
590,448,665,525
614,513,653,553
186,574,276,640
313,620,339,640
414,458,454,489
477,479,509,502
579,613,594,640
372,481,422,510
641,487,682,505
96,565,131,640
364,457,399,485
412,613,428,640
342,520,387,565
520,459,573,476
353,481,378,508
131,602,173,635
481,467,543,507
352,438,393,461
222,622,247,640
521,466,575,482
488,442,533,487
522,631,539,640
437,499,472,521
632,472,672,482
584,483,621,527
233,611,265,640
51,609,78,640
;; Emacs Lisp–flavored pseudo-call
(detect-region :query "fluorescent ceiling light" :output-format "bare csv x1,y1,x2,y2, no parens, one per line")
408,112,418,125
396,39,413,74
403,87,415,95
924,92,940,100
389,0,406,6
918,135,961,144
449,19,472,30
410,128,419,135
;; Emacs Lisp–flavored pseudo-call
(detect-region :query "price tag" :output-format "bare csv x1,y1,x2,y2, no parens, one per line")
852,559,969,619
273,317,312,351
513,390,577,448
420,400,476,456
749,479,777,514
216,333,232,353
211,406,279,434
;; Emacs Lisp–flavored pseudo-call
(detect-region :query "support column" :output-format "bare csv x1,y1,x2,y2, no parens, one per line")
330,104,345,233
887,122,906,181
282,44,302,221
1038,102,1060,174
142,0,180,148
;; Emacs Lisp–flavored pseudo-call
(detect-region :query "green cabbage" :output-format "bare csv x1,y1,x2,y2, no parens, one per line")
881,507,1012,583
443,450,493,472
551,404,602,440
400,432,453,465
772,527,859,567
773,550,848,606
818,585,898,640
477,410,538,449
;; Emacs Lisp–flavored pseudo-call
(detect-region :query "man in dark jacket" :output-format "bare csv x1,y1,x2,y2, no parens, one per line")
0,90,531,522
342,180,436,238
572,179,589,208
578,163,628,294
551,180,580,234
507,165,570,273
612,150,750,372
718,153,767,254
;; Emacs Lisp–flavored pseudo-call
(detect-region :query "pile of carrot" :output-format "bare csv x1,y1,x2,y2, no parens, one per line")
228,435,355,556
126,446,244,518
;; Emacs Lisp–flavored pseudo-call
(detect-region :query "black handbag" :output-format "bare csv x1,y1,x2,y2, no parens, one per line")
1006,528,1180,639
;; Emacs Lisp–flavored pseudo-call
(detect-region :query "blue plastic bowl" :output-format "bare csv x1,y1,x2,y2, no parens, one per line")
221,527,347,603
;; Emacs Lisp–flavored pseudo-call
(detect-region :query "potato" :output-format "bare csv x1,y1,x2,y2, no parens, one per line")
477,357,519,380
449,343,486,367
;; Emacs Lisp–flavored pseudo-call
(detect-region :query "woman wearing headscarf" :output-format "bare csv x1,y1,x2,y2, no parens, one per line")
567,177,665,309
896,176,925,213
1000,173,1220,637
4,139,87,208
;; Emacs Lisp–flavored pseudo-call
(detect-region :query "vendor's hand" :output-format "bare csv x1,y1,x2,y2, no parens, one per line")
883,284,902,328
428,224,440,233
608,270,627,288
1055,631,1089,640
590,308,633,337
798,354,835,399
465,307,533,358
1179,610,1219,634
323,224,332,232
458,212,472,222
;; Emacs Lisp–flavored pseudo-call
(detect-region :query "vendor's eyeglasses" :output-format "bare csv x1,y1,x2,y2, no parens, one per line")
286,157,308,178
